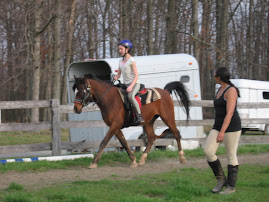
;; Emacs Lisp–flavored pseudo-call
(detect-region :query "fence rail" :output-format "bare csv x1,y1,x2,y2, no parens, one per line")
0,99,269,158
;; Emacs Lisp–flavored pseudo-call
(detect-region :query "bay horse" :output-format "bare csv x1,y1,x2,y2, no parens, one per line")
73,74,190,169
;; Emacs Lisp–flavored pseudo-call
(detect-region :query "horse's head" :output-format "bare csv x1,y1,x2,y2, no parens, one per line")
72,75,94,114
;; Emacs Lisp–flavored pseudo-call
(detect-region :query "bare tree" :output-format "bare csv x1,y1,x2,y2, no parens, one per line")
246,0,253,79
147,0,153,55
30,0,43,122
165,0,177,54
191,0,199,59
0,0,269,123
62,0,77,106
52,0,62,100
216,0,228,68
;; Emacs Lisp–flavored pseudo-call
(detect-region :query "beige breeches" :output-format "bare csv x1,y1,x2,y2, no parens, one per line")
204,129,241,165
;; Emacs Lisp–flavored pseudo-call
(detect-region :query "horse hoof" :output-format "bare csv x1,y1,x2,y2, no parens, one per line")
138,153,148,166
89,163,98,169
180,157,186,164
138,159,146,166
130,161,138,168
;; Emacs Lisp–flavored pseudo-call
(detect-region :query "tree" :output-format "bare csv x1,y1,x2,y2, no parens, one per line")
165,0,177,54
30,0,43,122
147,0,153,55
191,0,199,59
0,0,269,123
52,0,62,101
62,0,77,106
215,0,229,68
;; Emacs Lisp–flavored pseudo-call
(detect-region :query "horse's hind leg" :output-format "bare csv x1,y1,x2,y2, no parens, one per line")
138,124,156,166
115,130,138,168
167,125,186,164
159,116,186,164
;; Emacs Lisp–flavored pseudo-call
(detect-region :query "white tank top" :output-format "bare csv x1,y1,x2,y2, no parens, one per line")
119,57,139,85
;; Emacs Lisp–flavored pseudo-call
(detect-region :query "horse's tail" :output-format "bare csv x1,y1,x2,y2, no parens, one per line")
164,81,190,120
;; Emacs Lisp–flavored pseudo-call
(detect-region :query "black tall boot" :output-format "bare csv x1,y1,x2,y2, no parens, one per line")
220,165,239,194
136,113,145,124
207,159,227,193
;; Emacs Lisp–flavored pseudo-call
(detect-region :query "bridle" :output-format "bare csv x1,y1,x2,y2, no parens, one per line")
73,80,94,107
73,78,114,107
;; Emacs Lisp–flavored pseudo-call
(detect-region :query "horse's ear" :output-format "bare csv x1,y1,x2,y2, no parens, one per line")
85,74,93,79
74,75,77,79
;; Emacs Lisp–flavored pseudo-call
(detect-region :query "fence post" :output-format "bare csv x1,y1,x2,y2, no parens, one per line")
51,99,61,156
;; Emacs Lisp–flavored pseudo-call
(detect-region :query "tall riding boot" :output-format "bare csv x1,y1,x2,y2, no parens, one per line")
136,113,145,124
219,165,239,194
207,159,227,193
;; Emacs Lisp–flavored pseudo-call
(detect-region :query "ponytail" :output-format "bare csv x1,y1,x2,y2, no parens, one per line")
228,81,240,97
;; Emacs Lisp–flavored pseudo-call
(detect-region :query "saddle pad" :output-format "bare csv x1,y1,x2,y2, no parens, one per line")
117,88,161,105
142,88,161,105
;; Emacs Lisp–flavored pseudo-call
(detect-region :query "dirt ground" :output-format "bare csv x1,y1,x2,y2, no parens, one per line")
0,152,268,190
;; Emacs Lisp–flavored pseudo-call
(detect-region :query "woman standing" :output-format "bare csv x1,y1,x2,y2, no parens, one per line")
204,67,241,194
114,39,144,124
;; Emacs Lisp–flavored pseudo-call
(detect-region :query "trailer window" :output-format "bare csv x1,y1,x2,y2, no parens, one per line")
180,76,190,83
263,92,269,99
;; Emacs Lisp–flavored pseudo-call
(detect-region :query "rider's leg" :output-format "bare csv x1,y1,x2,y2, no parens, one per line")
127,83,144,123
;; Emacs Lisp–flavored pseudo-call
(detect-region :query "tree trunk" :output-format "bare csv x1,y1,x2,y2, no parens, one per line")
247,0,253,79
87,0,94,59
199,0,214,101
102,0,110,58
216,0,228,68
62,0,77,106
165,0,177,54
119,0,128,39
147,0,153,55
191,0,199,59
31,0,43,123
52,0,61,100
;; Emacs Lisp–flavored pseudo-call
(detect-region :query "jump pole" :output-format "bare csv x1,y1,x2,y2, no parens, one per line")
0,154,94,164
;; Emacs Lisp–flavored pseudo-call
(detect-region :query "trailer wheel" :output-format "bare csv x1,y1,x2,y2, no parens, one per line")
264,124,269,135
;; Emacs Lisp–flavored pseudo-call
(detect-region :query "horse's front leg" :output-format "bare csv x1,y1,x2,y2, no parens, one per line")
115,130,138,168
89,127,116,169
138,124,156,166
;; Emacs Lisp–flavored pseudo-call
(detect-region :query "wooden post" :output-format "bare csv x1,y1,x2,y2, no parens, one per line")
51,99,61,156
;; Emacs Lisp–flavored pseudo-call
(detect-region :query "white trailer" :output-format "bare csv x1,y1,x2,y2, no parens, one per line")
216,79,269,134
67,53,205,150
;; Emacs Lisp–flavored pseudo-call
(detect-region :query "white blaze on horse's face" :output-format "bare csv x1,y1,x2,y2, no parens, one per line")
75,88,78,95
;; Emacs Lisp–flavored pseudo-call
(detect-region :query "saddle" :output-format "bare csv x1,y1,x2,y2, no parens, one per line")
115,81,161,128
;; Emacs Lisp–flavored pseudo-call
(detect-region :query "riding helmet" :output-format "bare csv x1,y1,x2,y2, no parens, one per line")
118,39,133,51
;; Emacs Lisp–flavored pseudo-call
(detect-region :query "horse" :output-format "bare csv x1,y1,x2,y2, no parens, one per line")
73,74,190,169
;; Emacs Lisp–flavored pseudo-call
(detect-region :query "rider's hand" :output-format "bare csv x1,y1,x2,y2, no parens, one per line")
126,86,132,93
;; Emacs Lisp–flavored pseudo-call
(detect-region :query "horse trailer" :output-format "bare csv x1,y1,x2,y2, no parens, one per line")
217,79,269,135
67,53,205,150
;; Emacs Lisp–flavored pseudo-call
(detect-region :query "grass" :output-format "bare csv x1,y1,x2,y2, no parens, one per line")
0,164,268,201
0,129,70,146
0,126,265,147
0,145,268,201
1,144,268,173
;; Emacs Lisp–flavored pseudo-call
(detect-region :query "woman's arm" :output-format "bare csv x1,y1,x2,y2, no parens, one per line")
217,87,238,142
